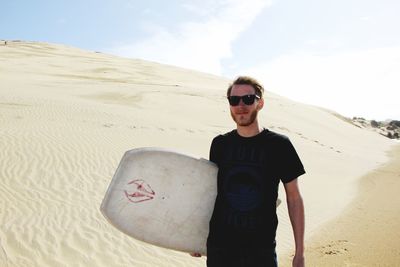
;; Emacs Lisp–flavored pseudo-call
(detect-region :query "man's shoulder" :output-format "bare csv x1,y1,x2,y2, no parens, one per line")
263,128,290,142
212,130,235,141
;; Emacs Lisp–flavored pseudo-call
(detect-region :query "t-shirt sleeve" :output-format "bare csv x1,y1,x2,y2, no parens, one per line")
209,136,220,165
276,136,306,184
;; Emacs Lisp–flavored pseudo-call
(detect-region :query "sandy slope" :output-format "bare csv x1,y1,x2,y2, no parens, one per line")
0,41,396,266
281,144,400,267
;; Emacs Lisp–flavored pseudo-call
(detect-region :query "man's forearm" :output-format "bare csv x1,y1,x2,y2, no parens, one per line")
287,195,305,255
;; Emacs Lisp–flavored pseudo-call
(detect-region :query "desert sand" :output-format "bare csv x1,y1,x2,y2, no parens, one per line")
0,41,398,266
280,144,400,267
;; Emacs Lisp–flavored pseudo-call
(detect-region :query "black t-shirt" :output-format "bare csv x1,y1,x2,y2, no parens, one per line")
207,128,306,249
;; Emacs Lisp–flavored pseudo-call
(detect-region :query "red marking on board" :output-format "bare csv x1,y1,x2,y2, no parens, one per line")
124,179,155,203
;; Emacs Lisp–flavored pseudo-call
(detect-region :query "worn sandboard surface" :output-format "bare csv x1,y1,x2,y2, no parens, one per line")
100,148,218,255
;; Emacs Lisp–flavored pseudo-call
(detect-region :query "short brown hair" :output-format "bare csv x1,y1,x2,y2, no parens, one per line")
227,76,264,98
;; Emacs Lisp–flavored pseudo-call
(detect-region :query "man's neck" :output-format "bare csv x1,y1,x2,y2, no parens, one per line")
236,122,263,137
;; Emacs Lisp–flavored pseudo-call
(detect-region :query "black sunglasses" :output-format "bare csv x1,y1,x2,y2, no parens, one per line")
227,94,260,106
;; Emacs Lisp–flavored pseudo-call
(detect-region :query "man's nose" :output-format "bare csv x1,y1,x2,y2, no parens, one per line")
238,99,246,106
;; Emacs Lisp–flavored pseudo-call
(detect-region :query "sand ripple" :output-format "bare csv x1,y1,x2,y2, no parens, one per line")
0,97,206,266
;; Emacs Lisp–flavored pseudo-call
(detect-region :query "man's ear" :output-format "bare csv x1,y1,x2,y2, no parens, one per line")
257,98,264,110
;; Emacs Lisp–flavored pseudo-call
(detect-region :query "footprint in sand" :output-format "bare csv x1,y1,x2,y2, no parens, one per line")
320,240,350,256
277,126,290,132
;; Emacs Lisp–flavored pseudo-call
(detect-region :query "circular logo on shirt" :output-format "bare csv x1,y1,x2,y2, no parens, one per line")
223,167,263,212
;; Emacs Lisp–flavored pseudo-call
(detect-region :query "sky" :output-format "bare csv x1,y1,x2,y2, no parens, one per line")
2,0,399,120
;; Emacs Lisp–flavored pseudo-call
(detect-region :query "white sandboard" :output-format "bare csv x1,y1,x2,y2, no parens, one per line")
100,148,218,255
100,147,281,255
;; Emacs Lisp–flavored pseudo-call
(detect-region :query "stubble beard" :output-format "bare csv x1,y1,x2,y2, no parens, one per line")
230,108,258,127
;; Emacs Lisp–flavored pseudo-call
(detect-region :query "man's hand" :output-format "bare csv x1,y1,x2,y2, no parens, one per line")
292,254,305,267
189,252,201,257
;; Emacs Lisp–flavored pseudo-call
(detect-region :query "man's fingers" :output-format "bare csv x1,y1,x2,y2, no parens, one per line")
190,253,202,257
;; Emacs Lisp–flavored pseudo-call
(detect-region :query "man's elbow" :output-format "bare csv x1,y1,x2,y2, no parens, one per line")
286,191,303,205
284,178,303,204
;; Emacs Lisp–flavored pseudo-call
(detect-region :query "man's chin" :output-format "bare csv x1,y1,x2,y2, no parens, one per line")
233,116,251,126
237,121,253,127
231,110,258,127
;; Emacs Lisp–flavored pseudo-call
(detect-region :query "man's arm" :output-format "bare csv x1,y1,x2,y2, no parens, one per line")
284,178,305,267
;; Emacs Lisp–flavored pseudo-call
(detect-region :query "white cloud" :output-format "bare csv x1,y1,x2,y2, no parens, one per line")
359,16,371,21
108,0,272,74
242,47,400,120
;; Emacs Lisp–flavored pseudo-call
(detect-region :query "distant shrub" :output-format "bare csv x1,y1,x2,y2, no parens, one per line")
352,117,365,121
389,120,400,128
371,120,379,128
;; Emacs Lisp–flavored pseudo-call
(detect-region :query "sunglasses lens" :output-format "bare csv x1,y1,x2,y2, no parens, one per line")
242,95,256,105
228,94,259,106
228,96,241,106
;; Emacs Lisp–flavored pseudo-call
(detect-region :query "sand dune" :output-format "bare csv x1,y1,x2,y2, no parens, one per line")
0,41,397,266
300,144,400,267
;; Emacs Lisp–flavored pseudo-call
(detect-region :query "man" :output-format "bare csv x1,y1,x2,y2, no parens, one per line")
192,76,305,267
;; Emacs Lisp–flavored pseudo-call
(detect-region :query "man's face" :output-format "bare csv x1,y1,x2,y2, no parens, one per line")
229,84,263,127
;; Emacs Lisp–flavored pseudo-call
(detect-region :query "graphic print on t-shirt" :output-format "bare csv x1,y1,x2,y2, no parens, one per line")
224,166,263,212
220,143,267,231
